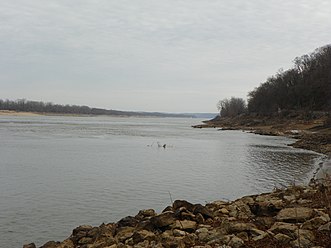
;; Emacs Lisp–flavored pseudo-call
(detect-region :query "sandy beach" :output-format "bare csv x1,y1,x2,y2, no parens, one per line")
0,110,41,116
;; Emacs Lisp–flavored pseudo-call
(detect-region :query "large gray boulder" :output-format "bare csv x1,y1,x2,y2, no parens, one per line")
276,207,314,222
150,211,176,228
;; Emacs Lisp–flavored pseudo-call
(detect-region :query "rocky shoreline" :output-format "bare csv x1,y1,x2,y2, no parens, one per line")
24,115,331,248
192,114,331,156
24,179,331,248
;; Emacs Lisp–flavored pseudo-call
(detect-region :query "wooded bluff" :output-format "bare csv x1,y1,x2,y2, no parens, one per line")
247,45,331,115
217,44,331,118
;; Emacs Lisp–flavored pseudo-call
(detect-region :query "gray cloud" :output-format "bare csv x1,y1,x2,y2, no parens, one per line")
1,0,331,112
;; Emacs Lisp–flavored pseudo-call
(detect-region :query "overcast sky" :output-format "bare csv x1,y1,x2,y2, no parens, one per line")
1,0,330,113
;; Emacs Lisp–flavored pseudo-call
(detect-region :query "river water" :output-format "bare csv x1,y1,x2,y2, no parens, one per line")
0,115,324,247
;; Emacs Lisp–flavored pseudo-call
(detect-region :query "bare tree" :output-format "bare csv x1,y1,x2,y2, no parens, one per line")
217,97,247,117
248,44,331,115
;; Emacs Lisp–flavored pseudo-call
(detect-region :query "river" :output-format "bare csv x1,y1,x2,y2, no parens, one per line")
0,115,324,247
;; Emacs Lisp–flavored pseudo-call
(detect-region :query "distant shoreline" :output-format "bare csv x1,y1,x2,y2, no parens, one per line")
0,110,42,116
0,110,94,117
0,110,197,118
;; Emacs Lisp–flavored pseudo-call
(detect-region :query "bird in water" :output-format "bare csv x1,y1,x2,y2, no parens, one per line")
157,142,166,148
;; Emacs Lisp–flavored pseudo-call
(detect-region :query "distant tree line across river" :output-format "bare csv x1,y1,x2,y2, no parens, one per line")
0,99,192,118
218,44,331,117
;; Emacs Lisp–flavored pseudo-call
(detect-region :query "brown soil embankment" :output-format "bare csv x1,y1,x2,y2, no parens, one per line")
193,113,331,156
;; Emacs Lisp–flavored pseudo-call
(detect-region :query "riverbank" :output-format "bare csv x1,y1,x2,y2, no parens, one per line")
192,113,331,156
0,110,42,116
21,114,331,248
0,110,99,117
193,113,331,180
24,178,331,248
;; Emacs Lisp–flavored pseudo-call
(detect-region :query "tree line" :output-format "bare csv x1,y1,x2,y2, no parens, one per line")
217,97,246,117
0,99,191,118
218,44,331,117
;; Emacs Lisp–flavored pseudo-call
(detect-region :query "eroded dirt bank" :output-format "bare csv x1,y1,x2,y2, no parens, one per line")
193,113,331,156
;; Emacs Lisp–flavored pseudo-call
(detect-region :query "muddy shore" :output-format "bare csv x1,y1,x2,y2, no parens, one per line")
193,114,331,156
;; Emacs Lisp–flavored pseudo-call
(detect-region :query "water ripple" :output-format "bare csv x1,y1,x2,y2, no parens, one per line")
0,115,323,247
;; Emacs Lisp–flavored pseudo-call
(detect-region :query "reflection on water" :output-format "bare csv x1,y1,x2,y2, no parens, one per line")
0,115,324,247
246,144,322,191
